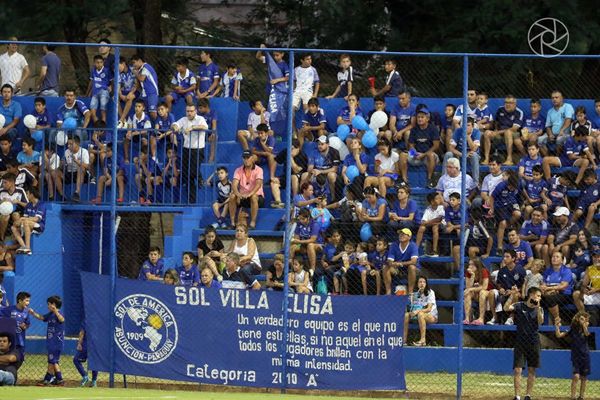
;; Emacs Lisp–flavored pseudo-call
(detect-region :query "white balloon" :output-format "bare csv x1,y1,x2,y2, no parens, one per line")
23,114,37,129
0,114,5,128
328,136,349,159
0,201,13,216
56,130,68,146
370,110,388,129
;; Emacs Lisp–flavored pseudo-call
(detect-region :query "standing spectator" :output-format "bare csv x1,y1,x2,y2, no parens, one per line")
542,126,594,187
196,51,220,99
554,312,591,400
463,258,492,324
54,136,90,202
171,104,208,204
398,107,440,188
37,45,60,97
0,84,22,141
0,332,20,386
369,59,403,98
482,95,524,165
29,296,65,386
73,321,98,387
303,135,341,201
12,187,44,255
229,151,264,229
364,139,398,198
98,38,115,71
489,172,521,255
444,117,481,185
255,45,289,95
389,184,418,233
0,291,31,361
293,53,319,113
504,287,544,400
228,224,262,276
56,88,91,134
197,98,218,163
389,91,416,151
403,276,438,346
0,38,29,93
131,54,159,120
117,57,137,127
522,99,545,146
435,157,477,205
520,207,549,260
222,252,261,290
165,57,196,111
220,63,242,100
452,89,478,129
326,54,353,99
541,250,574,325
237,100,271,151
544,207,578,265
86,55,113,124
545,90,574,148
385,228,419,295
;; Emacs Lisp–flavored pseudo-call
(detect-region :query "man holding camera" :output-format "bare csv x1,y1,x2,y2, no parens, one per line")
504,287,544,400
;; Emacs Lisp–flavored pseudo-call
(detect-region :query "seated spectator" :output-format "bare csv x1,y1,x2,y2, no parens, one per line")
229,151,264,229
466,206,493,260
86,55,113,124
367,96,391,141
518,142,543,185
398,107,440,188
358,186,388,236
443,117,481,185
370,59,403,98
389,184,418,232
441,104,456,148
56,88,91,135
266,254,285,291
31,97,53,135
573,168,600,227
326,54,353,99
570,106,593,150
346,252,372,296
364,139,398,198
522,165,547,220
573,249,600,312
403,276,438,346
195,50,220,99
302,135,340,201
250,123,277,186
416,192,445,257
569,229,593,281
272,138,308,198
198,98,217,163
5,160,36,192
541,250,574,325
220,62,242,101
333,241,355,295
474,92,493,131
445,192,469,268
482,95,524,165
521,99,545,146
298,98,327,147
196,226,225,272
221,252,260,290
0,241,13,273
385,228,419,295
0,332,21,386
0,136,16,174
544,206,578,265
137,246,164,281
289,255,313,294
93,143,126,204
520,207,549,260
123,99,152,164
200,267,222,289
290,208,322,273
88,121,110,180
367,237,387,295
0,173,27,241
237,100,271,151
163,268,180,285
472,155,503,211
134,145,162,205
12,187,44,256
310,196,334,234
177,252,199,286
452,89,478,130
389,91,415,152
522,259,544,300
507,228,534,270
0,84,22,141
293,181,319,219
541,172,574,216
542,126,595,187
165,57,197,111
228,224,262,276
117,57,137,127
435,157,477,206
489,170,521,255
341,138,368,201
463,258,492,324
476,249,526,325
336,94,365,141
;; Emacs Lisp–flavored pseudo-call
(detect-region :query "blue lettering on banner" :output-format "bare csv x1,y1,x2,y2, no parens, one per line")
81,272,407,390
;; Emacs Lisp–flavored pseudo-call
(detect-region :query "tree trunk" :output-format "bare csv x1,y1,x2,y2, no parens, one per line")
62,0,89,93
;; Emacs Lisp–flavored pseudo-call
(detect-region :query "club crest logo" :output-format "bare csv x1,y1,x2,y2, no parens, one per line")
114,294,178,364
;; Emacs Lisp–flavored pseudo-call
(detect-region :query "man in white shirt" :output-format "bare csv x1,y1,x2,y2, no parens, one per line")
0,38,30,93
293,54,319,112
53,135,90,202
171,104,208,203
472,155,504,211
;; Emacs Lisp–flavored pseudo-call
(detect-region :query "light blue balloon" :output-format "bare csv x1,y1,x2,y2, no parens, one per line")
360,223,373,242
351,115,369,131
362,129,377,149
32,130,44,142
62,117,77,130
336,124,350,141
346,165,360,182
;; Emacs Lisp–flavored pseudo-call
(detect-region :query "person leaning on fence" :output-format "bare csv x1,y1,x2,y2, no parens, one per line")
369,59,403,98
384,228,419,295
222,252,260,290
541,250,574,325
404,275,438,347
177,252,199,287
555,311,591,400
504,286,543,400
137,246,164,281
162,268,180,286
0,332,20,386
229,150,264,229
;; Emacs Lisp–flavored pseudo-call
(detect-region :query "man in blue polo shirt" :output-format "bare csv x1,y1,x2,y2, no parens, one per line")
520,207,549,260
385,228,419,295
0,84,22,141
482,95,524,166
304,135,341,201
507,228,534,271
389,91,415,151
545,90,574,150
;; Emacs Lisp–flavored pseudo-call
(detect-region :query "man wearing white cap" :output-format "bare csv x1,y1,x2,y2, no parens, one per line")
543,206,577,265
384,227,419,295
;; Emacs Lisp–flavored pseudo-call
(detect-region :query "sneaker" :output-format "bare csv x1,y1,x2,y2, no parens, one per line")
23,248,32,255
427,179,436,189
523,396,531,400
486,318,497,325
52,379,65,386
429,252,439,257
80,376,90,387
505,317,514,325
91,379,97,387
471,320,483,326
270,201,285,208
36,379,52,386
90,177,97,185
16,247,27,254
220,222,228,229
211,222,219,228
71,192,80,203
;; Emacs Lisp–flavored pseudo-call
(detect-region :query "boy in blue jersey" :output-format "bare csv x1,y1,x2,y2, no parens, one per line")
0,291,30,361
522,99,545,148
73,321,98,387
474,92,493,131
290,208,323,273
165,57,196,111
155,102,176,148
518,142,543,183
543,126,595,187
134,145,162,205
370,59,403,98
138,246,164,281
17,137,41,175
124,99,152,164
209,166,231,228
326,54,353,100
198,98,218,163
131,54,159,120
86,55,113,124
255,45,289,95
93,143,126,204
520,207,549,260
522,165,547,220
445,192,470,269
32,97,53,133
367,237,387,295
389,91,416,151
117,57,137,127
221,63,242,100
490,171,521,255
573,168,600,227
541,172,573,216
30,295,65,386
162,146,181,203
196,51,220,99
12,187,44,255
56,89,92,133
298,98,327,147
178,252,199,286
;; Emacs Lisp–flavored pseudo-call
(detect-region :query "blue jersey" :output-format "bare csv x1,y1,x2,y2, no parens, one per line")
79,321,88,352
445,205,467,226
178,265,199,286
128,112,152,131
546,177,567,207
524,179,547,201
336,67,353,98
199,109,217,131
197,62,220,94
391,103,416,130
23,201,46,232
309,149,340,171
385,70,403,97
44,311,65,351
33,109,52,128
474,105,493,123
104,154,125,174
409,123,440,154
0,283,6,307
221,69,242,98
56,100,89,126
323,243,340,263
496,266,527,290
368,250,388,270
138,63,159,97
577,182,600,209
543,265,573,295
119,67,136,96
495,106,524,130
520,219,549,239
311,182,331,203
155,113,175,132
510,240,533,270
138,258,164,280
560,137,588,166
343,152,369,169
303,108,327,127
338,106,364,123
518,155,542,178
0,305,30,347
451,127,481,154
171,68,196,91
90,66,112,95
387,241,419,265
591,112,600,130
294,220,321,243
293,194,315,218
523,114,545,132
361,198,388,221
492,181,520,208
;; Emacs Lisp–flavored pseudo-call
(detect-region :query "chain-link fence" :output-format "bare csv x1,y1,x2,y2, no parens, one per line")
0,40,599,398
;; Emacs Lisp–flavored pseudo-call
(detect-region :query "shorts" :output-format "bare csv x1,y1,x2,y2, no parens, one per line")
407,153,439,166
350,265,368,273
492,130,520,141
514,341,540,369
572,356,591,377
90,89,110,111
143,94,159,113
239,130,256,140
169,91,195,102
577,198,593,211
74,349,88,362
64,170,90,185
239,195,265,209
496,205,519,222
542,293,572,308
47,350,61,364
383,173,399,181
293,90,313,109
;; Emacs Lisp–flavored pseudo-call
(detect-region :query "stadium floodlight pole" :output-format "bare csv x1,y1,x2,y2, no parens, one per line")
108,45,121,388
280,49,295,394
456,55,469,400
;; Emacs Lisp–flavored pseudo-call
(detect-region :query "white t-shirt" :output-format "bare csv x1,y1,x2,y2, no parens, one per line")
421,205,445,223
294,66,319,93
247,111,271,130
481,172,504,195
411,289,438,319
64,147,90,173
40,153,60,170
0,51,28,88
173,115,208,149
374,151,399,172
